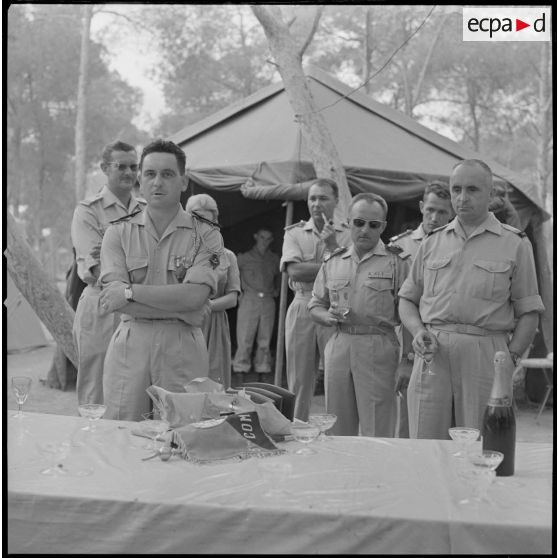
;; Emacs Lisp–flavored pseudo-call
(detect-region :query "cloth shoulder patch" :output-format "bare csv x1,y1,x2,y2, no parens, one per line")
324,246,347,262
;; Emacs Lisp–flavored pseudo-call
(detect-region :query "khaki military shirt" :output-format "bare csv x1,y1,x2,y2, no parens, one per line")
237,247,280,296
280,218,352,293
72,186,146,285
398,213,544,332
308,240,408,329
100,207,223,324
389,225,427,265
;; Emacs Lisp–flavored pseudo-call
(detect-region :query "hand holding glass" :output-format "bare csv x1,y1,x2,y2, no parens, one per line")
11,376,32,418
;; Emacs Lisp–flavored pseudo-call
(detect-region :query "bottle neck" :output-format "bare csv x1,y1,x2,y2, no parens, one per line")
488,361,513,407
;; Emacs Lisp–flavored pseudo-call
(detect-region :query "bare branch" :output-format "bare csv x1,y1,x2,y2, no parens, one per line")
95,8,157,36
298,6,324,57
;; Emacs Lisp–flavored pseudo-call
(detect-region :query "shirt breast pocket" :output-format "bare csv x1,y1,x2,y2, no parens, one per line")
472,260,511,300
363,277,393,317
327,279,351,310
126,256,148,284
424,256,451,297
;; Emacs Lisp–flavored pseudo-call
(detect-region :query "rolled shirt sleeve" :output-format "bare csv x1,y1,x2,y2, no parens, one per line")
307,262,330,311
225,250,241,295
279,228,304,273
397,243,425,305
99,224,129,286
511,238,545,317
71,204,105,284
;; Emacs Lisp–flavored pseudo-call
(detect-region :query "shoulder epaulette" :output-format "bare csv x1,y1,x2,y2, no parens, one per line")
284,220,305,231
324,246,347,261
427,223,449,236
79,192,103,207
109,207,143,225
502,223,527,238
389,229,413,243
386,243,404,255
191,210,220,228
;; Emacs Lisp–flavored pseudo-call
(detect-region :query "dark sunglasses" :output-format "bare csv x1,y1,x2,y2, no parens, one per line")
109,163,139,172
352,218,386,230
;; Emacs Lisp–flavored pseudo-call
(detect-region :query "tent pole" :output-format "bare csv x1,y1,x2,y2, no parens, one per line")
274,200,294,387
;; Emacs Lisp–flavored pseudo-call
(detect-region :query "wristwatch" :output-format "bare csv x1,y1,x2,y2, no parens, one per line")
124,284,134,302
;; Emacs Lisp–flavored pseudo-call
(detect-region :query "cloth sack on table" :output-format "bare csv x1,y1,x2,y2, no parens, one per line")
146,384,292,437
172,411,285,463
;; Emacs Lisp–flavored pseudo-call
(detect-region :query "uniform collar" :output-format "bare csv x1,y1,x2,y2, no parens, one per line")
448,213,503,238
346,239,386,261
412,224,427,240
139,206,192,234
99,185,138,211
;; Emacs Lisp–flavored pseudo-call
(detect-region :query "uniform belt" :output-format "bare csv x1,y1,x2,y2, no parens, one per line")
125,317,184,324
428,323,508,336
338,324,393,336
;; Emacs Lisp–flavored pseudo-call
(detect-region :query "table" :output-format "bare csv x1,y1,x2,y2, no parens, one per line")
7,412,553,554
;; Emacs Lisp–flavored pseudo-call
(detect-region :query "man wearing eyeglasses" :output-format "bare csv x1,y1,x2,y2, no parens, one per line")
309,193,411,437
398,159,543,439
71,141,146,406
280,178,352,421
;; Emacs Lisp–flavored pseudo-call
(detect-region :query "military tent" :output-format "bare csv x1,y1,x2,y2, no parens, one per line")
168,65,553,357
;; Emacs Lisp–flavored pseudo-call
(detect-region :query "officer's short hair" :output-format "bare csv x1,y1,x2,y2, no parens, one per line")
309,178,339,200
452,159,493,180
423,181,450,201
140,139,186,175
185,193,218,214
349,193,388,220
101,141,136,165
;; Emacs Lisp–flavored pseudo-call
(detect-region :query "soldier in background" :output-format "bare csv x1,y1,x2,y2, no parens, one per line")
280,178,352,421
232,227,280,376
71,140,145,405
388,181,453,437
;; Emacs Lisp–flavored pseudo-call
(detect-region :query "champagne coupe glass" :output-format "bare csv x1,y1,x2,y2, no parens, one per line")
291,422,320,455
448,427,480,458
458,450,504,507
309,413,337,441
257,458,293,496
78,403,107,432
141,412,170,451
11,376,32,418
37,440,71,476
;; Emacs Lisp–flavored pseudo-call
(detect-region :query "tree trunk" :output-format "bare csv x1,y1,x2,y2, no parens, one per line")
75,4,93,203
363,7,373,95
537,42,551,209
252,5,351,220
5,211,77,369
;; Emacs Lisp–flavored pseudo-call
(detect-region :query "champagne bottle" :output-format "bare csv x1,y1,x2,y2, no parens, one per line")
482,351,516,476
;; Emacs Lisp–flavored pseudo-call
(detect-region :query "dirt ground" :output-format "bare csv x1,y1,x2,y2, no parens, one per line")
6,341,553,444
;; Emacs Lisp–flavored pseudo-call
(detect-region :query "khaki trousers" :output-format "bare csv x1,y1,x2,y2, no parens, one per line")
73,286,117,405
103,318,209,421
325,331,399,437
285,293,333,421
407,329,510,439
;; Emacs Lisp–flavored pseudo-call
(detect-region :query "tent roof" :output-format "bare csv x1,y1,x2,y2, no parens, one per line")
169,65,545,214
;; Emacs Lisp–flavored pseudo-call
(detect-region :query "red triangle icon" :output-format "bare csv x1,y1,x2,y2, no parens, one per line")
516,19,530,31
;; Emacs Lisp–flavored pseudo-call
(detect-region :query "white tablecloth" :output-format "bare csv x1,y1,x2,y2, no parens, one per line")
7,412,553,554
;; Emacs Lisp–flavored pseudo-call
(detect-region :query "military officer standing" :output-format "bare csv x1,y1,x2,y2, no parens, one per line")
71,141,145,405
399,159,544,439
388,181,453,437
232,227,280,375
99,139,223,421
280,178,352,421
309,193,411,436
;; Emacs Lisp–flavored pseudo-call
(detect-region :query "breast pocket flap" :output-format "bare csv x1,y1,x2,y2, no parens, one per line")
126,256,148,271
425,257,451,270
364,278,392,292
474,260,510,274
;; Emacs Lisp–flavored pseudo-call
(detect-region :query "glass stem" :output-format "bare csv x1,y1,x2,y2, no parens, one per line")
18,403,23,416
